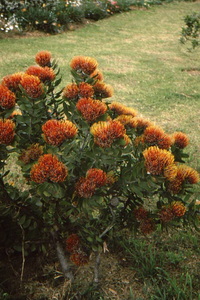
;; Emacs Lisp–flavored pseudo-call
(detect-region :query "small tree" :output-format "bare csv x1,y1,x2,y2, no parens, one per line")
180,12,200,50
0,51,199,283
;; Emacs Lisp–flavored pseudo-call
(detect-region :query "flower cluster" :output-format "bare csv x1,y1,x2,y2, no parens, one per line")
20,74,44,99
19,144,43,164
66,234,88,266
159,202,186,223
35,50,51,67
109,101,137,117
93,81,114,99
167,165,199,194
70,56,98,75
116,114,138,129
143,125,172,150
172,132,189,149
76,168,107,198
0,85,16,109
134,206,155,235
2,72,23,92
143,146,177,181
0,119,15,145
90,120,126,148
26,66,55,82
63,83,79,100
76,98,107,123
42,119,78,146
79,82,94,98
30,154,68,183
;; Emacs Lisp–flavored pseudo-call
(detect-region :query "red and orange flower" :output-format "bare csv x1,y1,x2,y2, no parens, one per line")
30,154,67,183
134,206,148,221
86,168,107,187
66,234,80,253
0,85,16,109
35,50,51,67
135,117,153,133
159,206,174,223
172,132,189,149
20,74,44,99
109,101,137,117
143,146,177,181
42,119,78,146
0,119,15,145
79,82,94,98
76,98,107,123
90,120,126,148
70,56,98,75
2,72,23,92
63,83,79,100
26,65,55,82
19,143,43,164
144,125,172,150
140,219,155,235
93,81,114,98
171,202,186,218
116,115,138,129
90,69,104,81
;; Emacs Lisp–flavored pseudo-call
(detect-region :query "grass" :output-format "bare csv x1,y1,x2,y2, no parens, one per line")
0,2,200,299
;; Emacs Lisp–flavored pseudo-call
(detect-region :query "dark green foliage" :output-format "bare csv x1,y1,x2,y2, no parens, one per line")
180,12,200,50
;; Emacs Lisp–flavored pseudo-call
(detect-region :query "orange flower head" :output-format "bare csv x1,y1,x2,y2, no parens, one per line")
76,177,96,198
140,219,155,235
109,101,137,117
93,81,114,98
42,119,78,146
0,119,15,145
123,134,131,146
172,132,189,149
0,85,16,109
135,117,153,133
143,146,175,177
63,83,79,100
171,202,186,218
35,50,51,67
30,154,67,183
90,69,104,81
66,234,80,253
76,98,107,123
70,56,98,75
86,168,107,187
70,252,88,266
26,65,55,82
90,120,126,148
159,206,174,223
79,82,94,98
163,164,178,182
144,125,172,150
116,115,138,129
134,206,148,221
20,74,44,98
19,143,43,164
2,72,23,92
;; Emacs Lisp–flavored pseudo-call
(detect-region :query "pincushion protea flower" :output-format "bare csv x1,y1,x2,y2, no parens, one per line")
135,117,153,133
20,74,44,99
42,119,78,146
26,65,55,82
134,206,148,221
159,206,174,223
63,83,79,100
140,219,155,235
172,132,189,149
30,154,67,183
70,252,88,266
171,202,186,217
167,165,199,194
143,146,177,181
0,119,15,145
0,85,16,109
90,120,126,148
116,115,138,129
66,234,80,253
19,143,43,164
109,101,137,117
144,125,172,150
86,168,107,187
93,81,114,98
2,72,23,92
79,82,94,98
90,69,104,81
35,50,51,67
76,98,107,123
70,56,98,75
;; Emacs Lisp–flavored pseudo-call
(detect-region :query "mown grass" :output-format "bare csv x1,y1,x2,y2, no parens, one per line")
1,2,200,173
0,3,200,299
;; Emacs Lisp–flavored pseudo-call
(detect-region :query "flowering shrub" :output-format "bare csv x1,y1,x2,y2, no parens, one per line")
0,51,199,283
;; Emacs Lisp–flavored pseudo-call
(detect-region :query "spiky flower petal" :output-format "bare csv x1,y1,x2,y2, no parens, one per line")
0,85,16,109
171,202,186,217
70,56,98,75
172,132,189,149
144,125,172,150
63,83,79,100
20,74,44,98
0,119,15,145
26,65,55,82
79,82,94,98
76,98,107,123
35,50,51,67
2,72,23,92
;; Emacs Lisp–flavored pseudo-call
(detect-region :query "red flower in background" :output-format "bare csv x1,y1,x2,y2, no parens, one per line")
0,119,15,145
0,85,16,109
35,50,51,67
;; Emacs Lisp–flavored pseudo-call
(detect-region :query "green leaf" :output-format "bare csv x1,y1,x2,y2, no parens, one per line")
87,237,93,243
18,215,26,225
